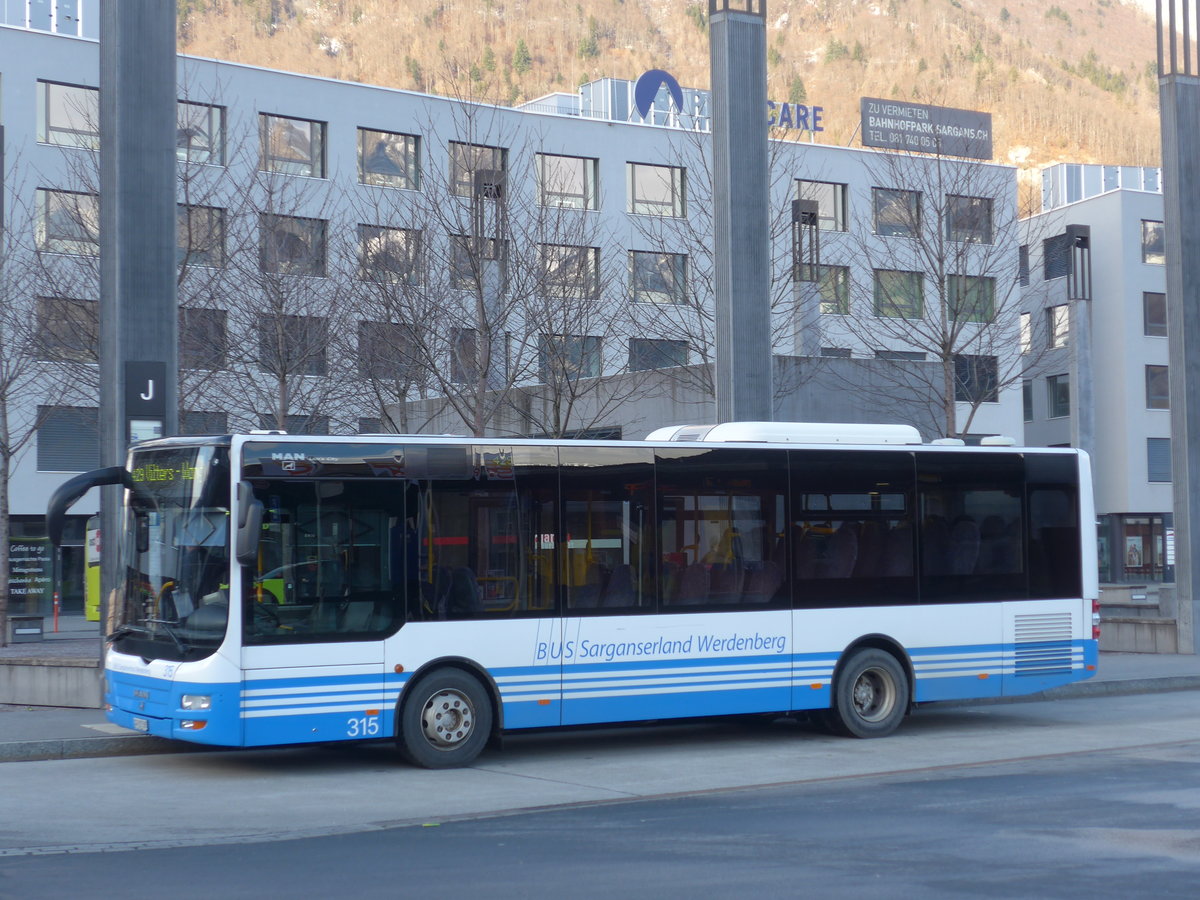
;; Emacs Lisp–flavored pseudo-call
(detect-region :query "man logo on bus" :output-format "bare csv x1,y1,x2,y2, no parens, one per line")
270,452,319,476
634,69,684,120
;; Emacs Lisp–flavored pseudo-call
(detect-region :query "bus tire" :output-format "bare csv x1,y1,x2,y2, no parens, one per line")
826,648,907,739
398,668,492,769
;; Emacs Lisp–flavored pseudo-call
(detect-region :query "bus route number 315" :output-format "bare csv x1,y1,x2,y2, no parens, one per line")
347,715,380,738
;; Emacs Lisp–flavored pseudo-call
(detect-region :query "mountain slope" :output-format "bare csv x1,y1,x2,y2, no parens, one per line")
176,0,1162,171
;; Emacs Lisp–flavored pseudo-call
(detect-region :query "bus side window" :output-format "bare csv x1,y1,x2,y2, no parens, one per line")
789,449,917,608
560,446,656,615
414,445,557,621
656,447,788,611
917,453,1025,603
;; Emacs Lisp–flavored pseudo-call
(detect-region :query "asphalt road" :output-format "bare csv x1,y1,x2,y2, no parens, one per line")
1,692,1199,898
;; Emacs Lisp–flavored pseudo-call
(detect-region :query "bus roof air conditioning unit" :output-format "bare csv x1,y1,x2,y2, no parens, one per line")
644,422,923,445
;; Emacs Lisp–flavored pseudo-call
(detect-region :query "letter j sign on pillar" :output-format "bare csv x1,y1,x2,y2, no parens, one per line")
125,361,166,443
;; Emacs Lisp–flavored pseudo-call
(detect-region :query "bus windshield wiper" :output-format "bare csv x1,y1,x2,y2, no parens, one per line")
106,624,143,643
145,618,189,655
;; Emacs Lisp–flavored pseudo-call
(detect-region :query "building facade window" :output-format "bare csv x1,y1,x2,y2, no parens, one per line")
802,264,850,315
450,142,507,198
796,179,848,231
948,274,995,323
258,413,330,435
873,269,923,318
1018,245,1030,286
37,406,100,472
358,417,383,434
954,354,998,403
177,101,225,165
1147,437,1171,483
820,347,852,358
37,189,99,255
177,204,225,268
180,410,229,435
539,334,602,381
629,338,687,371
1047,373,1070,418
537,153,598,209
1144,292,1167,337
872,188,920,237
628,162,686,217
358,320,416,381
1043,233,1071,280
875,349,927,361
358,225,421,284
449,235,506,291
630,251,687,304
37,81,99,149
1047,304,1069,348
257,313,328,376
179,307,228,370
450,327,478,385
1142,220,1165,265
1019,312,1032,354
259,113,326,177
540,244,599,299
259,214,327,276
946,195,993,244
1022,379,1033,422
358,128,420,190
1146,364,1170,409
1099,513,1174,584
36,297,98,363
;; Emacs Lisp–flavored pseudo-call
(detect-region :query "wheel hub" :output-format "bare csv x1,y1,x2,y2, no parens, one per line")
420,689,474,748
852,668,894,722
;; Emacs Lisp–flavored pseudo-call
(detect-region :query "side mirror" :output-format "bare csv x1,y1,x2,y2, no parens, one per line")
46,466,136,548
235,481,264,567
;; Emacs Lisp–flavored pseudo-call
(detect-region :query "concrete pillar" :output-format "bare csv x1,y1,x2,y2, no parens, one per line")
709,0,772,422
99,1,178,617
1157,0,1200,653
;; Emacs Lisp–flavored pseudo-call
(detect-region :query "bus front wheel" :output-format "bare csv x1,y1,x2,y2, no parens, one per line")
826,648,907,739
398,668,492,768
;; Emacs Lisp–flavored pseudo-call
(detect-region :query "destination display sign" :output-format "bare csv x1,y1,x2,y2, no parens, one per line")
860,98,993,160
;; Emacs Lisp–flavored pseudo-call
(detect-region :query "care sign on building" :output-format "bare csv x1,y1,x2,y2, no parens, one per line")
633,69,825,134
860,98,992,159
766,100,823,133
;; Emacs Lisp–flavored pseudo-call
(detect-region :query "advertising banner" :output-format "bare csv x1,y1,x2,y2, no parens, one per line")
8,537,54,616
860,98,993,159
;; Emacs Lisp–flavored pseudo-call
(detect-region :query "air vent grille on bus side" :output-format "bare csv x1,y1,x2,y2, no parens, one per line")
1013,613,1075,676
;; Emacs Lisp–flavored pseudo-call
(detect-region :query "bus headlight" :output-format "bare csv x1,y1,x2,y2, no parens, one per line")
181,694,212,711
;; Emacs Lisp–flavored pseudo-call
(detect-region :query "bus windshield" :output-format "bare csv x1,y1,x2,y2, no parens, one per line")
111,445,232,662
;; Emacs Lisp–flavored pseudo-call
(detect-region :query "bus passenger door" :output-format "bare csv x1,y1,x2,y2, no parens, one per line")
399,445,563,731
240,482,395,746
556,446,663,726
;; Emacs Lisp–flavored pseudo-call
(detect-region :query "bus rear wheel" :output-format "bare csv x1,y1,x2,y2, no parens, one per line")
826,648,907,738
398,669,492,768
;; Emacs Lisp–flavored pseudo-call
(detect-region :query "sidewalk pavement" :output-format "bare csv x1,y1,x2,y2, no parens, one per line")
3,618,1199,763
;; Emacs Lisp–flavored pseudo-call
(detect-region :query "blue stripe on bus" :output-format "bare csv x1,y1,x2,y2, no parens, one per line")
561,686,794,726
107,638,1099,748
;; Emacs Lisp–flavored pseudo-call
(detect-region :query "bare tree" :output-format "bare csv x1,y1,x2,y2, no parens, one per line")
626,124,821,408
351,97,651,438
214,160,361,434
174,84,247,427
828,145,1043,438
0,161,83,645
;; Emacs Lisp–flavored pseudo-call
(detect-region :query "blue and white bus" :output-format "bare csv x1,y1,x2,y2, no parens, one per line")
47,422,1098,767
